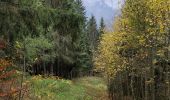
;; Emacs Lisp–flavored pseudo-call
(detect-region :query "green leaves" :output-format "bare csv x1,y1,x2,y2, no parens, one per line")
24,35,54,63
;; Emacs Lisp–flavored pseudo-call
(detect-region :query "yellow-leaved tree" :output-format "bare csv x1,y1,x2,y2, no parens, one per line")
95,0,170,99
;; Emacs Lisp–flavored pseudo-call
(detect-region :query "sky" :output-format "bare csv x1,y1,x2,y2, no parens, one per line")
82,0,122,10
82,0,123,27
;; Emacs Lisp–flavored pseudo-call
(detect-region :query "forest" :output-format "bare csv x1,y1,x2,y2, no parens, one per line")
0,0,170,100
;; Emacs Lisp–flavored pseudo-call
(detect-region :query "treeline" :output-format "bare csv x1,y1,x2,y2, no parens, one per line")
95,0,170,100
0,0,105,78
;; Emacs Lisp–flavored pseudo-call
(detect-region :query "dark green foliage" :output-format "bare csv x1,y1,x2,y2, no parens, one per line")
0,0,93,77
99,17,105,37
74,0,92,70
87,15,98,51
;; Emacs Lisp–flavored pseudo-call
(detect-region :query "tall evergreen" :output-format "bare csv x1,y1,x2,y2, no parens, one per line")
74,0,92,69
87,15,98,51
99,17,105,37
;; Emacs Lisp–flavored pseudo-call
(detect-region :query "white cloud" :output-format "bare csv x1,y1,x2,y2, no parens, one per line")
82,0,98,8
102,0,123,9
103,0,114,9
82,0,123,9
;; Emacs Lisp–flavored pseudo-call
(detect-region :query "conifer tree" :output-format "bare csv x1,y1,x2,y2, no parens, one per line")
75,0,92,69
87,15,98,51
99,17,105,37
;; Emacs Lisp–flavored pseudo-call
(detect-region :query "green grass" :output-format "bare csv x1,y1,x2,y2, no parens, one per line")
74,77,108,100
27,76,108,100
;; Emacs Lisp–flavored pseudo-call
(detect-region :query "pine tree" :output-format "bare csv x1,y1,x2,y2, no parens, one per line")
87,15,98,51
74,0,92,69
99,17,105,37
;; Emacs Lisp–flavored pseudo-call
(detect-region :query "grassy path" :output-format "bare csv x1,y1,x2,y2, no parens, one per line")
26,76,108,100
73,77,108,100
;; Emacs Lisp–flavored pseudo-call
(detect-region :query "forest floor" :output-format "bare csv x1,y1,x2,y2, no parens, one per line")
25,76,108,100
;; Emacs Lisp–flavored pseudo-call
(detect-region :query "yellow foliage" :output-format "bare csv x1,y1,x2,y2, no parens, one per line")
94,0,170,79
94,32,126,78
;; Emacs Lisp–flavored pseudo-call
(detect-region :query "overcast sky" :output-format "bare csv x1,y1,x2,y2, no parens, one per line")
82,0,122,10
82,0,123,27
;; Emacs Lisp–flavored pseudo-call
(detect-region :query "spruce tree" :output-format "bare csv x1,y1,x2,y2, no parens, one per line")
70,0,92,71
99,17,105,37
87,15,98,51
